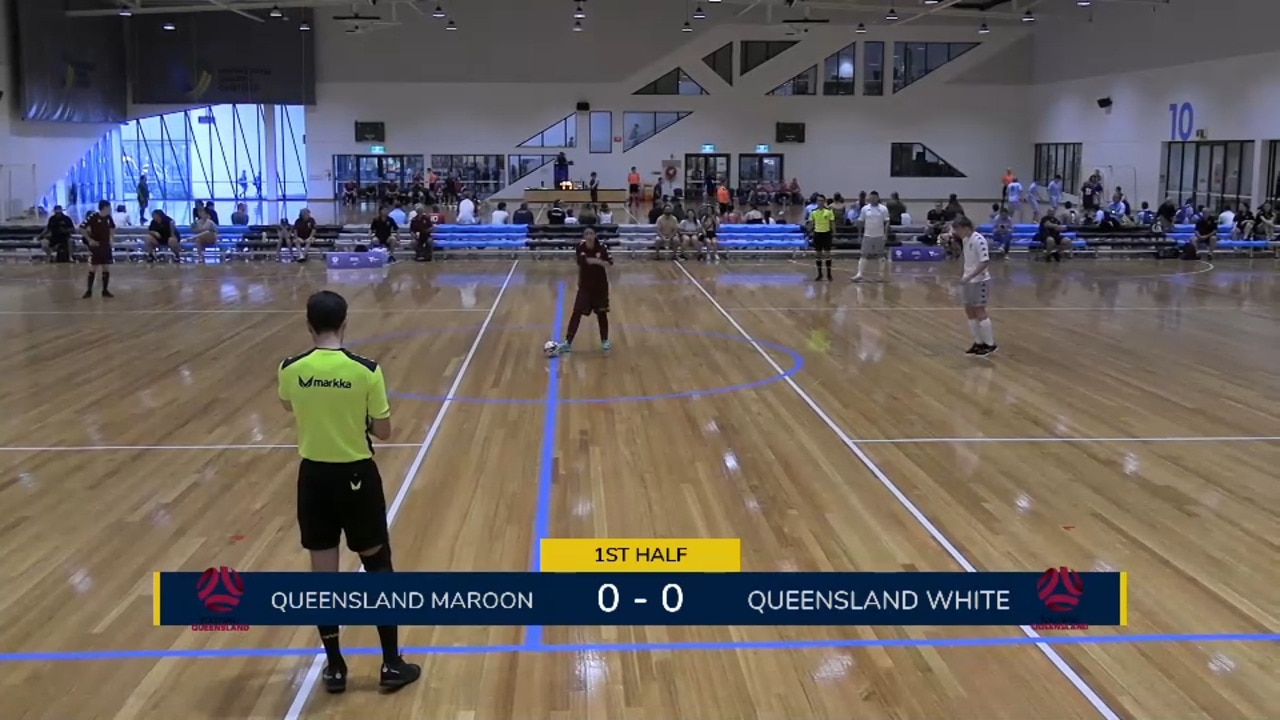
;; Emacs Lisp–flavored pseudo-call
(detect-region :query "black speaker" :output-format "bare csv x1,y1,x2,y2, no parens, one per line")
1097,97,1113,109
576,101,590,112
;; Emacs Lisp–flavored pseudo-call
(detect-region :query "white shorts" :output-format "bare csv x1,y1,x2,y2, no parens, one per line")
962,280,990,307
861,235,887,258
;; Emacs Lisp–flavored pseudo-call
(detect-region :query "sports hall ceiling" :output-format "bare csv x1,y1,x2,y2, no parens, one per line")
66,0,1173,25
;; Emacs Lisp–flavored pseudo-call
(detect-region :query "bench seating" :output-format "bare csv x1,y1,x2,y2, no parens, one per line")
976,223,1276,253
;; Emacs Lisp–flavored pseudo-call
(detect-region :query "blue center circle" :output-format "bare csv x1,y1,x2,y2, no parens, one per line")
346,325,804,405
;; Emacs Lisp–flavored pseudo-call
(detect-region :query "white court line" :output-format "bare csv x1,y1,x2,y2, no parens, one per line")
4,436,1278,452
281,259,519,720
675,262,1123,720
727,306,1268,312
0,308,490,315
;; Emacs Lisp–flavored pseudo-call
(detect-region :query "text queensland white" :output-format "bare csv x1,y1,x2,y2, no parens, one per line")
745,589,1011,614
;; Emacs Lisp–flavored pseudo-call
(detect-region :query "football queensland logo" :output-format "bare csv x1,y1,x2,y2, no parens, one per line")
1037,566,1084,612
169,62,214,101
196,566,244,613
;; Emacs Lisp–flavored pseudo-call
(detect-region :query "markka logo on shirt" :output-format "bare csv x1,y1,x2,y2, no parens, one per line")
298,377,353,389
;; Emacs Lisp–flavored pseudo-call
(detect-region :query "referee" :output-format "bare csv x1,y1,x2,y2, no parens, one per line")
809,195,835,281
277,290,421,695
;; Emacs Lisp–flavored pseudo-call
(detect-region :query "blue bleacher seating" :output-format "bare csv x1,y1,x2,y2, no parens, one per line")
975,223,1270,251
432,224,529,249
716,223,806,249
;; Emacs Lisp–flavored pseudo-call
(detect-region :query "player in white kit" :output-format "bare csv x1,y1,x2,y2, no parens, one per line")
852,191,891,283
951,216,997,356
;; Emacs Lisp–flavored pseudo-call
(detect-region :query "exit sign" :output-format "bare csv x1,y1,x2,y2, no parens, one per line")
369,145,387,154
700,144,716,153
755,144,770,153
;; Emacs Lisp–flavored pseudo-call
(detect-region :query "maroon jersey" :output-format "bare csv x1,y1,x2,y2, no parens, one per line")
575,239,612,291
81,212,114,245
410,214,434,239
293,216,316,239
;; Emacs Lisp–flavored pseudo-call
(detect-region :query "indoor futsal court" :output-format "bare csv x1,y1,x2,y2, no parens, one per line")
0,257,1276,720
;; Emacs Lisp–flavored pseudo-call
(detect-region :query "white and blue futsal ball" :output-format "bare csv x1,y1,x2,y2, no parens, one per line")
543,341,559,357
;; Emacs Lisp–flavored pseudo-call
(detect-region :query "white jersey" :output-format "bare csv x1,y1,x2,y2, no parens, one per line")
963,232,992,283
861,203,890,238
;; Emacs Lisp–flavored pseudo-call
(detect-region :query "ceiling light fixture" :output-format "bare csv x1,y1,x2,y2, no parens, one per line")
269,5,282,18
855,22,866,33
299,21,311,31
573,19,583,31
681,20,692,32
1076,0,1091,6
924,0,939,4
432,5,445,18
885,8,899,21
1022,10,1035,22
574,3,585,18
118,5,132,17
978,21,990,33
162,21,176,30
446,19,457,30
693,5,706,19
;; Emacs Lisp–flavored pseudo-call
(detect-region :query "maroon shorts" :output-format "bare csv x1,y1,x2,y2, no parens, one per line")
573,286,609,316
87,241,113,265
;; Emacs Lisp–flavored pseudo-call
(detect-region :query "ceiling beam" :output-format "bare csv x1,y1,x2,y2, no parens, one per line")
66,0,349,17
206,0,264,22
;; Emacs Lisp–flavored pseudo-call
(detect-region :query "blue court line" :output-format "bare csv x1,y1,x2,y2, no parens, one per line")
3,633,1274,663
352,325,804,406
524,282,567,647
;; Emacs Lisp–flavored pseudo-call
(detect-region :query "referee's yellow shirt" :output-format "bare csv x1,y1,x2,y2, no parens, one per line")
811,207,835,233
278,348,390,463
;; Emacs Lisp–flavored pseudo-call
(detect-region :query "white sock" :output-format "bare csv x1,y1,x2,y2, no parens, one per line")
968,319,982,343
978,318,995,346
855,258,866,277
879,257,889,277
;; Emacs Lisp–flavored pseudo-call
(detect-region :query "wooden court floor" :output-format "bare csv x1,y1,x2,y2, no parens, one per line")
0,257,1276,720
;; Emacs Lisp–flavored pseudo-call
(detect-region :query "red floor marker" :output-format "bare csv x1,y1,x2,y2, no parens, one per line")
1061,525,1076,531
229,535,245,543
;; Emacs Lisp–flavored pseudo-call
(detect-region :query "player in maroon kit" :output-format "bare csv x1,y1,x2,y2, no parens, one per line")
555,227,613,354
81,200,116,298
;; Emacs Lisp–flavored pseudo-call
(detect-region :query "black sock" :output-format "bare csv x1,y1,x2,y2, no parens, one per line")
317,626,345,671
101,271,110,291
815,258,822,273
376,626,400,666
598,312,609,342
85,272,95,292
824,258,832,272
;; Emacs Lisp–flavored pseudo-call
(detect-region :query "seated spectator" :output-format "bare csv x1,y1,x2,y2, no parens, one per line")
1136,201,1155,226
724,205,742,224
678,210,700,256
886,192,906,226
411,206,434,262
577,204,598,226
455,193,477,224
144,209,182,263
1254,202,1276,239
112,204,133,228
743,205,764,224
597,204,614,224
1232,205,1254,240
512,202,535,225
204,201,219,224
1036,213,1068,263
285,208,316,263
1194,212,1218,259
924,201,947,246
190,207,218,263
490,201,510,225
654,205,679,259
647,200,666,224
761,209,777,225
1175,201,1198,224
990,203,1013,254
700,210,720,262
564,209,579,225
42,205,76,262
230,202,250,225
943,194,964,222
388,203,408,226
546,200,567,225
1217,204,1235,228
1156,198,1177,232
829,194,847,224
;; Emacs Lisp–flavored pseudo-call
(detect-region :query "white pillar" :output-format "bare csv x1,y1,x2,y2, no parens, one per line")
263,104,280,223
1250,139,1265,208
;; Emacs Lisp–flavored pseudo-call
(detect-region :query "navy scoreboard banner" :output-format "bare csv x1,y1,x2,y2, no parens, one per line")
156,569,1128,627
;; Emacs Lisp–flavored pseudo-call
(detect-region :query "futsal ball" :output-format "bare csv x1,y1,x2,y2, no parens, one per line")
543,341,559,357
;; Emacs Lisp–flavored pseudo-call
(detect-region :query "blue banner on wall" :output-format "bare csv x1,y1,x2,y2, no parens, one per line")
157,570,1126,628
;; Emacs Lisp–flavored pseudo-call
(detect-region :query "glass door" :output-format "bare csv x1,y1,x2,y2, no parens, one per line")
738,154,784,190
683,154,730,204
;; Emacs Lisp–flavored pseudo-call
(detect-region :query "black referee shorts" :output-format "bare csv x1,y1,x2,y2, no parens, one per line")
812,230,834,253
297,458,389,552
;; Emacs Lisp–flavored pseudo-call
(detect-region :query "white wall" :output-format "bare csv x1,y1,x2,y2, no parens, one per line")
307,23,1032,203
1030,0,1280,206
0,0,115,217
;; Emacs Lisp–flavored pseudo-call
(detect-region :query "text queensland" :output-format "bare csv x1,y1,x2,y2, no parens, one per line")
746,588,1011,613
270,590,534,613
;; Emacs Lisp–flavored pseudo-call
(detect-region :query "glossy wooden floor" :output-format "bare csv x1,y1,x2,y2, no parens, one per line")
0,257,1276,720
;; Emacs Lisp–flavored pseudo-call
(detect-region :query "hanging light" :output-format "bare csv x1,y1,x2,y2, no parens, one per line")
445,18,457,30
693,5,706,18
924,0,939,4
978,21,990,33
574,3,585,18
573,20,583,31
118,5,132,16
885,8,899,21
432,4,446,18
161,21,176,30
1022,10,1035,22
681,20,692,31
269,5,283,18
708,0,722,3
299,21,311,31
855,22,866,33
1076,0,1091,5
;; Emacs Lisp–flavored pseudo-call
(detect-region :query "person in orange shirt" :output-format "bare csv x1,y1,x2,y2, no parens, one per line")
1002,167,1014,201
716,182,731,217
627,167,642,211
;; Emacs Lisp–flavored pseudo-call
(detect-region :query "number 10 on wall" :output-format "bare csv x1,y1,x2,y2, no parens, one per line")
1169,102,1195,141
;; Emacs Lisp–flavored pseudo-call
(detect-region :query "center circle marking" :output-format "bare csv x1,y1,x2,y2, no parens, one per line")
346,324,804,405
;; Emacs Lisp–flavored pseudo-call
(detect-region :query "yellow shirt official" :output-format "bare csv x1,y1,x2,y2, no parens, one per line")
811,207,835,233
278,348,390,463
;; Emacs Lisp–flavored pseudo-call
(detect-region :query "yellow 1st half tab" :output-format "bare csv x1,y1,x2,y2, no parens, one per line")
539,538,741,572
